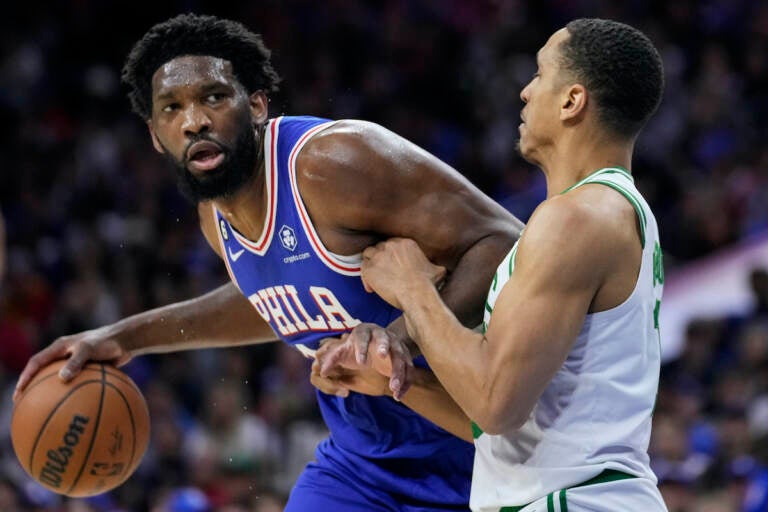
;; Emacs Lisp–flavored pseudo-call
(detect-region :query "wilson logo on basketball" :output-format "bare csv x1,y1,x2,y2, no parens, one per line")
39,414,90,488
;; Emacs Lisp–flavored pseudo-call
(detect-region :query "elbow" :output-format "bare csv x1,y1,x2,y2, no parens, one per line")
473,399,529,436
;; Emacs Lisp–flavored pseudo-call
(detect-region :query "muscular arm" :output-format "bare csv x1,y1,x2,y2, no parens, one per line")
300,120,522,327
105,202,278,356
397,367,473,442
311,351,473,442
105,282,276,356
363,190,640,434
116,201,279,354
15,204,277,398
302,121,521,435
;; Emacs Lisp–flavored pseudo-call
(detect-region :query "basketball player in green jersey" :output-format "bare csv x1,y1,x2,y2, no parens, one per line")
326,18,668,512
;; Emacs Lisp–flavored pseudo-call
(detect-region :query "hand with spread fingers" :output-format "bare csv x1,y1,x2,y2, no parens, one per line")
14,327,131,402
316,323,413,400
312,335,394,399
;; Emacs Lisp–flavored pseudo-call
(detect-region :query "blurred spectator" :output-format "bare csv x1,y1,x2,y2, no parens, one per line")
0,210,5,283
2,1,768,510
183,380,279,507
152,487,211,512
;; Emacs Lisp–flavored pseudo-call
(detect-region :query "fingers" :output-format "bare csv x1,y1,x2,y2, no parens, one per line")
317,340,353,377
434,264,448,285
361,276,374,294
315,336,340,359
349,325,372,364
310,372,348,397
13,343,68,402
389,352,409,400
310,361,349,398
361,245,378,260
371,328,390,359
14,356,44,402
383,334,413,401
390,365,413,402
60,346,91,381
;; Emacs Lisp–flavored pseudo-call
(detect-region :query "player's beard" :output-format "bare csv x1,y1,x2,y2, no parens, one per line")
164,123,258,204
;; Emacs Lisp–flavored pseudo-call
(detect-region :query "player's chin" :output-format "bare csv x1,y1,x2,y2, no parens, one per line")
514,138,529,158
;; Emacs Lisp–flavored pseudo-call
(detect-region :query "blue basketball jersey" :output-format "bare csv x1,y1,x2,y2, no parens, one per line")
213,116,473,505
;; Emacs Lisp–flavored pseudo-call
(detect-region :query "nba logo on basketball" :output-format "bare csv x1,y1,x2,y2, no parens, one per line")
280,225,297,251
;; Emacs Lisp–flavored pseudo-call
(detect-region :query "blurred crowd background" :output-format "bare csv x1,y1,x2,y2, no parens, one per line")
1,1,767,511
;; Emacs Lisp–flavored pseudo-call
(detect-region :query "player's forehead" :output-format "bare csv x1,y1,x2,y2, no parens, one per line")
537,28,569,67
151,55,237,96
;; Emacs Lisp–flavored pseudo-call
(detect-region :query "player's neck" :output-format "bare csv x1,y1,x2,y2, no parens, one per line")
542,131,634,197
212,160,269,241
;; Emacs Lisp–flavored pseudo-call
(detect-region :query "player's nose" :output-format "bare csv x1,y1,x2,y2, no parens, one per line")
181,104,212,136
520,83,530,104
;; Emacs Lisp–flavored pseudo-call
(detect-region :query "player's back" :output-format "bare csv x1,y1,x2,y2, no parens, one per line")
212,116,473,506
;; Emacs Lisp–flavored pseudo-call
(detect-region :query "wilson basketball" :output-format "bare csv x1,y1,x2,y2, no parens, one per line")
11,360,150,497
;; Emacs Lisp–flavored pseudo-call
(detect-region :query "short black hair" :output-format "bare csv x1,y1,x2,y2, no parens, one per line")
559,18,664,138
122,13,281,119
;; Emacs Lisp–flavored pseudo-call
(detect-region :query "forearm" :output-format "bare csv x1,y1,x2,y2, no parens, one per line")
440,231,518,327
386,231,517,352
103,282,277,356
397,367,473,443
401,283,490,428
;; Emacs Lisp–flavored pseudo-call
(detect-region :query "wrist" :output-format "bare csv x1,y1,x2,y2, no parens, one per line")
102,317,141,356
399,278,438,313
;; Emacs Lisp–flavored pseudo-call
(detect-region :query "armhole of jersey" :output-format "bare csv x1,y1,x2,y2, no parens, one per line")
211,203,242,292
584,179,647,249
287,121,362,276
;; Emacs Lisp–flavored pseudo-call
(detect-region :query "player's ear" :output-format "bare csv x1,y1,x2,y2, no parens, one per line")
249,91,268,126
147,120,165,154
560,83,587,122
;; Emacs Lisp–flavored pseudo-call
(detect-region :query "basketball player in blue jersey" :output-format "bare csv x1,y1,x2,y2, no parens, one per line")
13,14,523,512
350,19,668,512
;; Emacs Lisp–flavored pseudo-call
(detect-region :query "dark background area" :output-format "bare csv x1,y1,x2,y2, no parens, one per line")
1,1,767,511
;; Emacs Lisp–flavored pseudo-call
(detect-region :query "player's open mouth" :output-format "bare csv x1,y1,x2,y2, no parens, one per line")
187,141,225,172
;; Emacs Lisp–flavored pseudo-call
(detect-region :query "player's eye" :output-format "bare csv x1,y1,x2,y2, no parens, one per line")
162,103,179,113
206,93,226,103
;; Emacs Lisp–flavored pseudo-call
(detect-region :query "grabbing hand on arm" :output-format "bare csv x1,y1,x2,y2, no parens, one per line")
312,334,394,398
317,239,448,399
317,321,417,400
313,335,473,442
361,197,627,434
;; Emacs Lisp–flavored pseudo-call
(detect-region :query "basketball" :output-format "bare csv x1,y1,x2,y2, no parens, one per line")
10,360,151,497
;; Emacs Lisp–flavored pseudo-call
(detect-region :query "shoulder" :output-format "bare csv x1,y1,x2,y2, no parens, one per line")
307,119,403,152
516,191,630,281
526,185,637,246
524,193,603,245
296,119,424,178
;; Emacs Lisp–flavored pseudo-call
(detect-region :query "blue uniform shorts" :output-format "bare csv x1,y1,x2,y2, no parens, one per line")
285,460,471,512
284,436,471,512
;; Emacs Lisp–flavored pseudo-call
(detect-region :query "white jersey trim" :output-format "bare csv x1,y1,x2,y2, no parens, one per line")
225,117,279,256
212,119,281,290
288,120,362,276
212,202,242,293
